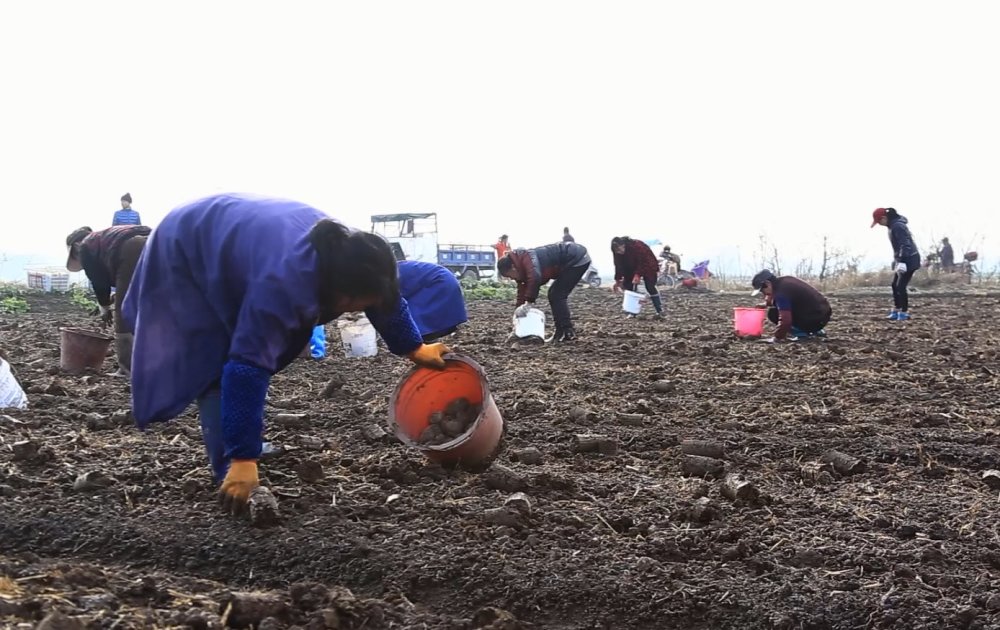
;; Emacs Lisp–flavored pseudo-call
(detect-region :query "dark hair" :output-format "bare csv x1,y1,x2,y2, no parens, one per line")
309,219,400,322
563,227,570,232
500,234,508,240
610,236,629,252
497,255,513,275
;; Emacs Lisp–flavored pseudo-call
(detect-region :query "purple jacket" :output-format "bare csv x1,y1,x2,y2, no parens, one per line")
122,193,422,426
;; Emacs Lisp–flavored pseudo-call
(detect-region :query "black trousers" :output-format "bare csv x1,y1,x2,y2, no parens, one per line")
892,265,918,311
767,307,831,333
549,264,589,330
623,274,658,296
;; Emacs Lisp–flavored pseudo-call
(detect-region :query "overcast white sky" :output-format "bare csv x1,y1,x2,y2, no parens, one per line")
2,1,999,280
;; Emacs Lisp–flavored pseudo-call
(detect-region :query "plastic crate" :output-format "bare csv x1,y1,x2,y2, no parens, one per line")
26,268,71,292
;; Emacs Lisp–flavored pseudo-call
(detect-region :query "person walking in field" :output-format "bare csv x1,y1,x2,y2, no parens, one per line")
112,193,142,226
750,270,832,342
497,241,591,342
562,227,575,243
611,236,664,318
121,193,450,516
65,224,152,376
871,207,921,321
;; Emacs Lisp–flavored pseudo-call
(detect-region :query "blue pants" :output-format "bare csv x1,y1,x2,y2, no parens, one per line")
197,390,228,483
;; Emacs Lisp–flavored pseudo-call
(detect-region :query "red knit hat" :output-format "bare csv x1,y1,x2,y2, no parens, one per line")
871,207,888,227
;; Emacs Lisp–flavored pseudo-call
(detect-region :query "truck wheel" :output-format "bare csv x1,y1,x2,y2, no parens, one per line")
462,270,479,282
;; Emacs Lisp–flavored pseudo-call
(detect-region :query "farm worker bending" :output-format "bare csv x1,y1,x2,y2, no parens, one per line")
750,270,832,342
65,224,151,376
611,237,664,318
121,194,450,515
398,260,468,342
497,242,591,342
871,207,921,321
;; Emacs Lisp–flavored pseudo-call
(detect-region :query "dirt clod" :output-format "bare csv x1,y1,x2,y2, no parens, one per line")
720,473,760,504
572,434,618,455
360,423,388,443
681,439,725,459
681,455,726,479
36,611,85,630
223,591,287,629
821,449,866,476
418,398,481,445
510,447,543,465
982,470,1000,489
248,486,281,528
653,380,676,394
296,459,324,483
72,471,114,492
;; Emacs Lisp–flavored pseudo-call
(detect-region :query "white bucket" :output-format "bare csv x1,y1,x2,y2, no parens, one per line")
0,359,28,409
337,317,378,358
513,307,545,339
622,290,644,314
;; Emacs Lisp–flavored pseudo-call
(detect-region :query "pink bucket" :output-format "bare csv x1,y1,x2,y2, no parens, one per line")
733,307,766,337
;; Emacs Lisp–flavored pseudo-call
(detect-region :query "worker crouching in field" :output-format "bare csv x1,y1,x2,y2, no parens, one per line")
65,224,152,376
611,237,664,318
751,270,832,342
497,241,591,342
398,260,468,342
122,194,450,515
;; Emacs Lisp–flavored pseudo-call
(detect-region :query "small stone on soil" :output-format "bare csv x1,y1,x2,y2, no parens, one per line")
680,439,725,459
11,439,39,461
272,413,309,428
982,470,1000,489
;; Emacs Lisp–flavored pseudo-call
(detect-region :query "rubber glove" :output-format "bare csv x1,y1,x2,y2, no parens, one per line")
632,274,641,287
896,262,908,275
219,459,259,515
514,303,532,318
408,343,451,369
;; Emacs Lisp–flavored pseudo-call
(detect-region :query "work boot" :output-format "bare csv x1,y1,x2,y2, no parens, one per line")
550,326,577,342
897,312,911,321
113,333,134,378
649,294,664,317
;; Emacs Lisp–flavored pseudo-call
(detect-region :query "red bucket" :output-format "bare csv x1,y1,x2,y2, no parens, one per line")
389,353,504,470
59,327,114,374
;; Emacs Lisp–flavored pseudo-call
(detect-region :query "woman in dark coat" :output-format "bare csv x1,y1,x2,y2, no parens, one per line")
611,237,663,317
871,207,921,321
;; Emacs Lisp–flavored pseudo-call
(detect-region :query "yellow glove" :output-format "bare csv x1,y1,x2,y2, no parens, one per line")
408,343,451,369
218,459,259,515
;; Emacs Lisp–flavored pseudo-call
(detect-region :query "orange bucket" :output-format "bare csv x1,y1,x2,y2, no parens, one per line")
59,327,114,374
389,353,504,470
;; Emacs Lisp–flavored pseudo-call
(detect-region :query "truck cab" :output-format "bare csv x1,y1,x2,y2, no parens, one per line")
371,213,496,281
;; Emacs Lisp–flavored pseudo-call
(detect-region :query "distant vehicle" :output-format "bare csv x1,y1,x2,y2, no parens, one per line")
370,213,496,281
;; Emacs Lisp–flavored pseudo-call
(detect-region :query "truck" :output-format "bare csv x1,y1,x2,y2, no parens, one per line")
370,213,497,281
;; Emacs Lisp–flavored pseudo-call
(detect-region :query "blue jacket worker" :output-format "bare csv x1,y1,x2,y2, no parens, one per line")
751,270,832,342
398,260,468,342
122,193,450,516
112,193,142,226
